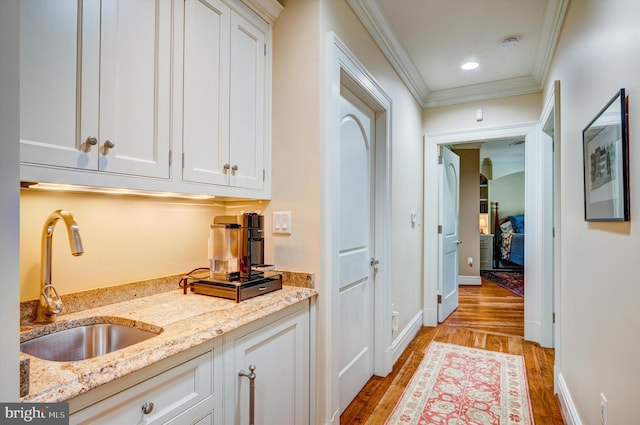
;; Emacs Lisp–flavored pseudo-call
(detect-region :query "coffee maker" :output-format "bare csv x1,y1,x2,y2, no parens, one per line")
193,212,281,302
209,212,265,280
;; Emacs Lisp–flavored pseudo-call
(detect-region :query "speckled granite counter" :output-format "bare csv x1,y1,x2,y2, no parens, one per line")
20,285,316,403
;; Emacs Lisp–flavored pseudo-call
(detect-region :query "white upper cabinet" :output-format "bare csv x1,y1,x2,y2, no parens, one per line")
182,0,268,192
20,0,272,198
228,11,266,190
182,0,231,186
21,0,171,179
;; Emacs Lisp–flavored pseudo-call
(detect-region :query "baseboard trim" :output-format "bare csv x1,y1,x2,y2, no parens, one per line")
458,275,481,285
391,310,423,365
556,372,583,425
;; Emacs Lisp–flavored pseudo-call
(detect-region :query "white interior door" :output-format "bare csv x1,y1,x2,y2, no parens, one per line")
438,146,460,322
337,86,375,413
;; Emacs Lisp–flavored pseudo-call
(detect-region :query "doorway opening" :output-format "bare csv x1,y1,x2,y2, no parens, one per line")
423,123,554,347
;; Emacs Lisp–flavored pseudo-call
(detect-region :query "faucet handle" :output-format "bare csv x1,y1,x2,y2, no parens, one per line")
42,284,63,315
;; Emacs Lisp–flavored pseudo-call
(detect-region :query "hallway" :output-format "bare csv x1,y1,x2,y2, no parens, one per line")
341,280,564,424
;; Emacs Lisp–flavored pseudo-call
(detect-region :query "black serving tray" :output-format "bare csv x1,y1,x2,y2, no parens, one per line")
191,272,282,302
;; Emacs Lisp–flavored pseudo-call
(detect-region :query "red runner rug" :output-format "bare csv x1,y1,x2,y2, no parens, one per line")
385,342,534,424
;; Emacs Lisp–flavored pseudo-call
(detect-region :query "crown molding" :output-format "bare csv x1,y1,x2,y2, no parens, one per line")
241,0,283,24
347,0,568,108
347,0,429,104
532,0,570,82
424,76,542,108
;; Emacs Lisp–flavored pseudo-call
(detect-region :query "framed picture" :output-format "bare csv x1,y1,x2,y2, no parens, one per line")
583,88,629,221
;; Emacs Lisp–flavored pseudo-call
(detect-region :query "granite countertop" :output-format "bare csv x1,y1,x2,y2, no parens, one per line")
20,285,316,403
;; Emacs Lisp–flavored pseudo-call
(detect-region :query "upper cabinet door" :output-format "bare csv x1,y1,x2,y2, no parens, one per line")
182,0,231,186
20,0,100,170
98,0,172,178
228,11,266,190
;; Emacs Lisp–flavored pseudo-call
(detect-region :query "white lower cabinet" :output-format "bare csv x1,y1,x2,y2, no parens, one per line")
68,301,311,425
69,344,222,425
223,301,310,425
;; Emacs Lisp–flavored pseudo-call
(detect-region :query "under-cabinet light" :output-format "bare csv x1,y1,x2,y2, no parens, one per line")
20,182,217,201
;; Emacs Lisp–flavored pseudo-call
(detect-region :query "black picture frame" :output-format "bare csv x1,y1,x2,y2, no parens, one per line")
583,88,630,221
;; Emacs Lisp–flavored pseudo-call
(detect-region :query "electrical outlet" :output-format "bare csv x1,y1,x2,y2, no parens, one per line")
600,393,608,425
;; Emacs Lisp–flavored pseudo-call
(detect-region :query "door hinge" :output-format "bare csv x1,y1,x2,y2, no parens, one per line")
438,155,443,165
264,44,267,56
553,312,556,324
437,294,442,304
438,224,442,234
552,227,555,238
169,149,172,166
263,169,265,181
182,153,185,169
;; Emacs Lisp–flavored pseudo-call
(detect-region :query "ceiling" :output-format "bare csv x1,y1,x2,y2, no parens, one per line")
347,0,569,108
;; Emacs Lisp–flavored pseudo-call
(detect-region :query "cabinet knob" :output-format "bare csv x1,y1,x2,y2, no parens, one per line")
141,401,154,415
101,139,116,155
231,164,238,175
223,163,231,174
82,136,98,152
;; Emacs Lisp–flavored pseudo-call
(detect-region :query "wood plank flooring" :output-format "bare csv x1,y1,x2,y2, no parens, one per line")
340,279,565,424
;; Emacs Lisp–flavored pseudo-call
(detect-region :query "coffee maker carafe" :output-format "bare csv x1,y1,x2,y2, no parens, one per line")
209,212,265,280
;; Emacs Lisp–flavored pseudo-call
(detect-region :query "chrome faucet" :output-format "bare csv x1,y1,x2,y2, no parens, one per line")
36,210,84,323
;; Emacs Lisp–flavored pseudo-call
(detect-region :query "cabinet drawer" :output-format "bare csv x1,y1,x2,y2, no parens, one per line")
70,350,215,425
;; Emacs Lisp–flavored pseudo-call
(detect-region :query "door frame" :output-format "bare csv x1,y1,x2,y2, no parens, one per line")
423,122,555,347
321,32,393,422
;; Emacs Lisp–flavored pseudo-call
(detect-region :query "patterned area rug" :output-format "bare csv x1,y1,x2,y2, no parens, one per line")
480,270,524,297
385,342,534,425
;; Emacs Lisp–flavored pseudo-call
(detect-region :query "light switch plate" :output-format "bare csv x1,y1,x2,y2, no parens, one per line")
273,211,292,234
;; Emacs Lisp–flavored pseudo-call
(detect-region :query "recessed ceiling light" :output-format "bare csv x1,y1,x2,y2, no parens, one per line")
461,61,479,71
499,36,520,49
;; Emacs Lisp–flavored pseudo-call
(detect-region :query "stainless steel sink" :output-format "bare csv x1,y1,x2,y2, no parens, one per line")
20,323,160,362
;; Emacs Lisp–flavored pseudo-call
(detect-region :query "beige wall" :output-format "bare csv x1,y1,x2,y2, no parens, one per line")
20,191,224,300
453,149,481,277
544,1,640,423
423,92,542,134
489,171,525,230
320,0,425,342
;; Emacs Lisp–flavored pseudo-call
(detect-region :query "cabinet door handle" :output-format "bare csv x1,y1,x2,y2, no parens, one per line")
141,401,154,415
223,163,231,174
82,136,98,152
101,139,115,155
238,364,256,425
231,164,238,175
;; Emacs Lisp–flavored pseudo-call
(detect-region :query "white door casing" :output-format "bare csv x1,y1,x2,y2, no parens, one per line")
423,123,554,347
337,86,375,414
438,147,460,322
323,32,393,424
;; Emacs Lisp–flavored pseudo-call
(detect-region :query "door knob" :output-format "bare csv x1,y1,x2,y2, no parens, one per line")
370,258,379,267
455,240,462,245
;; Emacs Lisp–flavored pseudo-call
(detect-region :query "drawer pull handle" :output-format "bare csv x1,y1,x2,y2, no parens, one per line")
141,401,154,415
239,364,257,425
258,286,267,291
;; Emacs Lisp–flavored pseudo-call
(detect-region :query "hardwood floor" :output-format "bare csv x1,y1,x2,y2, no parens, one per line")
340,280,565,424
